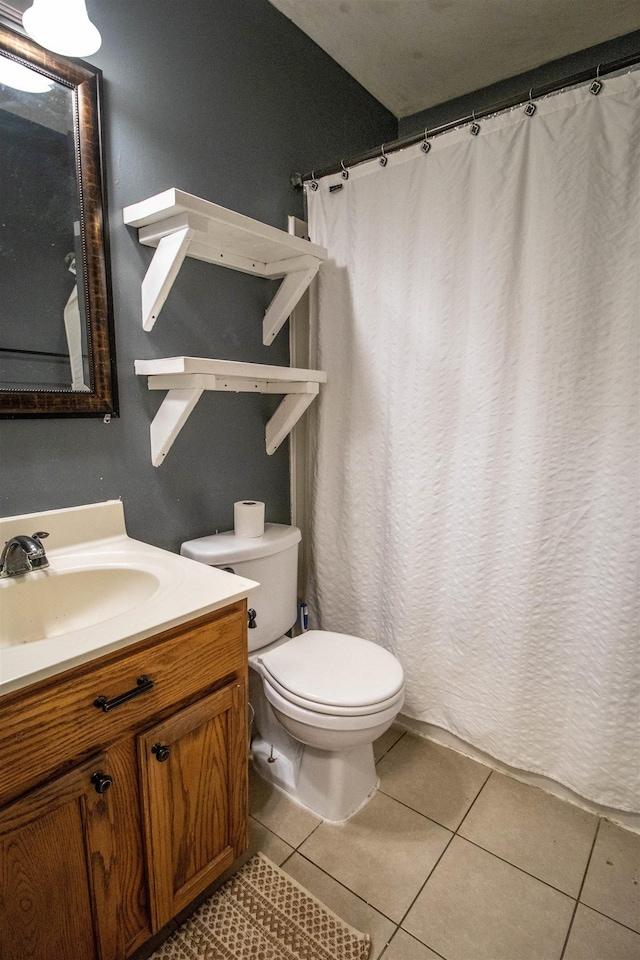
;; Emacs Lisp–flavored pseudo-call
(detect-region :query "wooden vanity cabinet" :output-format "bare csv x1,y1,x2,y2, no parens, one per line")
0,602,249,960
139,682,246,931
0,754,121,960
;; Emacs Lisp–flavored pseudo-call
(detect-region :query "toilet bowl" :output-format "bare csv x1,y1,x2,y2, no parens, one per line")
261,675,404,748
181,524,405,822
248,629,404,820
253,629,404,753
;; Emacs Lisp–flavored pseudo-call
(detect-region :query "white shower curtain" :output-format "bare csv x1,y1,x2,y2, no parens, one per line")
306,72,640,812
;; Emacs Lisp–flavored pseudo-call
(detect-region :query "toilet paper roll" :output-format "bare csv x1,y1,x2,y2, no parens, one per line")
234,500,265,538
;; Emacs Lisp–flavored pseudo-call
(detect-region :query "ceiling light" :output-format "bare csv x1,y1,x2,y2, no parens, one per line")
22,0,101,58
0,56,54,92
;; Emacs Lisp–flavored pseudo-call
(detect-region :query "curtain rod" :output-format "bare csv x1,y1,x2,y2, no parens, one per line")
292,51,640,189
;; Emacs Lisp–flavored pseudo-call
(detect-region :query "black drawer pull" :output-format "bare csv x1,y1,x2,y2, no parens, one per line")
93,675,154,712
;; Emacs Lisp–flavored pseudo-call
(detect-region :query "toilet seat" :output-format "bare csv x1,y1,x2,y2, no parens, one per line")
257,630,404,709
262,674,405,731
259,669,405,717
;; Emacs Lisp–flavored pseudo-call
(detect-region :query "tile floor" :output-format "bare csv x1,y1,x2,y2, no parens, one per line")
248,725,640,960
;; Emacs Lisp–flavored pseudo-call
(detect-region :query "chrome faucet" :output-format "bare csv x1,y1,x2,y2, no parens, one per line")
0,532,50,578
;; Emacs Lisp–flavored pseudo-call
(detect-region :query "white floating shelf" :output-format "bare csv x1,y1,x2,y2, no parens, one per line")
123,188,327,342
135,357,327,467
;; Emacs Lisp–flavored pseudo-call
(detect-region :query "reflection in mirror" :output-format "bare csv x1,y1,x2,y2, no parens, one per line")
0,68,90,390
0,24,117,417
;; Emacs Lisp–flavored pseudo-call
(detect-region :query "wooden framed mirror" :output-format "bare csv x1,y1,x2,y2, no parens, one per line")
0,23,117,417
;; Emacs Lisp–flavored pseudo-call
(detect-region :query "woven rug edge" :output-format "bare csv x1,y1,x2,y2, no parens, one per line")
248,852,372,957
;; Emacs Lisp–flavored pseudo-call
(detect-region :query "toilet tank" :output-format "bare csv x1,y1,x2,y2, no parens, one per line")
180,524,301,652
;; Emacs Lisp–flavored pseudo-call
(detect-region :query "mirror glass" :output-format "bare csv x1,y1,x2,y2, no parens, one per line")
0,24,117,417
0,69,90,391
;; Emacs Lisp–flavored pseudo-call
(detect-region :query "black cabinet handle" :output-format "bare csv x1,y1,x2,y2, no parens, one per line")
93,675,154,712
151,743,171,763
91,771,113,794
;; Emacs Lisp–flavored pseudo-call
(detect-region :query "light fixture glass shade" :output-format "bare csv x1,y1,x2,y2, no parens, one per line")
0,57,54,92
23,0,101,57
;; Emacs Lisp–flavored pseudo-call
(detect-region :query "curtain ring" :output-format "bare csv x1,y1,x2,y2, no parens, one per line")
525,87,537,116
590,64,603,96
341,160,349,180
470,109,480,136
421,127,431,153
379,144,388,167
310,170,319,191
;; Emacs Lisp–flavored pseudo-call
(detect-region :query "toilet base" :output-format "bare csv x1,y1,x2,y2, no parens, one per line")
252,735,378,823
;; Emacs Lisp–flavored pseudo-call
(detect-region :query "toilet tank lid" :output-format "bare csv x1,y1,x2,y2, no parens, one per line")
181,523,301,564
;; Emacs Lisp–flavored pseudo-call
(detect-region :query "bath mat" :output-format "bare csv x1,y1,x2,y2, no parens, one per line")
150,852,371,960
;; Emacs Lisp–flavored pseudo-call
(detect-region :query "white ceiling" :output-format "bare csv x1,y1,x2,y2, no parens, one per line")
268,0,640,118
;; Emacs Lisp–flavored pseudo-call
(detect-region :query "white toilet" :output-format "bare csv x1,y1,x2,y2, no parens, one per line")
181,523,405,822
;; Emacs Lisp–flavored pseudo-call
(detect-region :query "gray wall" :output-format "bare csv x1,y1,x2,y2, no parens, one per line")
399,30,640,137
0,0,396,550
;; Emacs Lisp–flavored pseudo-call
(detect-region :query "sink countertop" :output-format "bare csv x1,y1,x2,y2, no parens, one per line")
0,500,258,697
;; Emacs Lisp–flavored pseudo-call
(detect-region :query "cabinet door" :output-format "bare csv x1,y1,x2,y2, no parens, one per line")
0,754,121,960
138,681,247,931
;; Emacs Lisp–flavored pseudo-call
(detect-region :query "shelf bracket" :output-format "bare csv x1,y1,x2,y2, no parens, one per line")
125,190,328,335
149,386,203,467
141,363,324,466
266,387,318,455
262,256,320,346
141,225,194,331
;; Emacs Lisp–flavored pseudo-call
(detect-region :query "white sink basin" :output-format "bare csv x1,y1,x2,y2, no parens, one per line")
0,563,163,647
0,501,258,695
